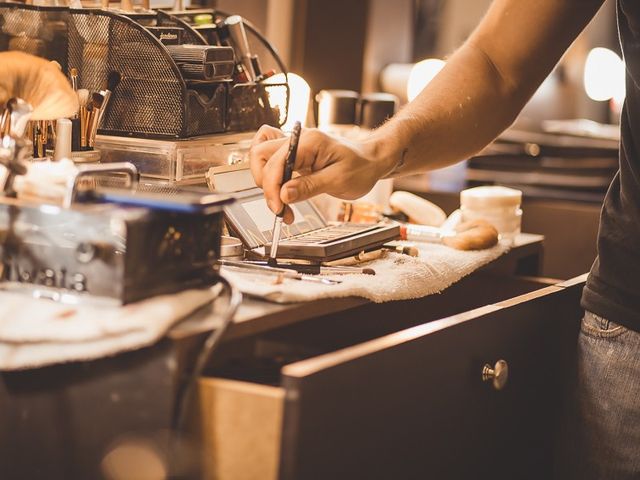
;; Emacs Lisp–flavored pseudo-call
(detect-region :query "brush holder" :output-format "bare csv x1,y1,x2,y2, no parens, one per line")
0,3,289,139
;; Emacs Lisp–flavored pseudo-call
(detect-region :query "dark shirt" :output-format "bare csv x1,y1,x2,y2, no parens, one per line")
581,0,640,331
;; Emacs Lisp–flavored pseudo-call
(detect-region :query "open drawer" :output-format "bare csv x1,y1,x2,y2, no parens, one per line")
194,275,585,480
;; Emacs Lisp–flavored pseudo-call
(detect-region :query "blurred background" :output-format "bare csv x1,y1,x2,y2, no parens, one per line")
207,0,620,124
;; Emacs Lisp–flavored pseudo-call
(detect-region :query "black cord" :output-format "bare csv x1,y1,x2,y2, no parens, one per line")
169,275,242,477
171,275,241,432
213,10,291,125
212,9,289,75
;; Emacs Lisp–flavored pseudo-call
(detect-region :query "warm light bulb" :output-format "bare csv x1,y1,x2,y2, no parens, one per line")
266,72,310,131
407,58,446,102
584,47,625,102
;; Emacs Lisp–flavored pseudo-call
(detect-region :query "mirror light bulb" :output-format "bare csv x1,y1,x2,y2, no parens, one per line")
267,72,311,131
584,47,625,103
407,58,446,102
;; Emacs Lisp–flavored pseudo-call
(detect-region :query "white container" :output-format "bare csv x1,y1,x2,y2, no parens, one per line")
460,186,523,243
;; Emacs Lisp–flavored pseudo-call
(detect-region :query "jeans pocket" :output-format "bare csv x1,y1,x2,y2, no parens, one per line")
580,311,629,339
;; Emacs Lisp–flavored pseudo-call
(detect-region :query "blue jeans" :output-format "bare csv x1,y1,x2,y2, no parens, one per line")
562,311,640,479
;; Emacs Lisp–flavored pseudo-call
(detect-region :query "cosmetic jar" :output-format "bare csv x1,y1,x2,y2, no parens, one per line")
460,186,522,243
220,236,245,260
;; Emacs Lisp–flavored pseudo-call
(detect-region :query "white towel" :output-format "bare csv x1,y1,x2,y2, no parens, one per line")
222,241,510,304
0,288,216,371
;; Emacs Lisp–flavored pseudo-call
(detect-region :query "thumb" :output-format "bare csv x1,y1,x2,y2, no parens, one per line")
281,169,334,204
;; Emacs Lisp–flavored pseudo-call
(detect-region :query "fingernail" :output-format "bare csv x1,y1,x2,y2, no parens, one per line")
267,199,277,212
285,186,298,202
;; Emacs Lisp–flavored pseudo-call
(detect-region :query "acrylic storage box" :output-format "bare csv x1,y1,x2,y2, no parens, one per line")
96,131,253,184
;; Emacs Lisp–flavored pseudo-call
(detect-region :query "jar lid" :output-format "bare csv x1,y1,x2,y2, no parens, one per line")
220,236,244,258
460,186,522,208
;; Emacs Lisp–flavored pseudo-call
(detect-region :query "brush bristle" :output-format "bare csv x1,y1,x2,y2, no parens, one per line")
107,71,121,92
77,89,90,107
0,51,78,120
70,67,78,77
92,91,105,108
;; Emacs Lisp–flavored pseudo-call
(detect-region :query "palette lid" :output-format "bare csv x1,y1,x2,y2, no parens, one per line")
223,187,327,251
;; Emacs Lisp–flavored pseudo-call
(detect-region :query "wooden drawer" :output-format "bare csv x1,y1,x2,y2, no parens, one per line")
195,276,584,480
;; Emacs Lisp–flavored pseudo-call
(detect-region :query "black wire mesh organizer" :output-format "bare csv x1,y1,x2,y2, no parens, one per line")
0,3,289,139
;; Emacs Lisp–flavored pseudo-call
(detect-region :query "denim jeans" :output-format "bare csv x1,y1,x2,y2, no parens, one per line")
561,311,640,479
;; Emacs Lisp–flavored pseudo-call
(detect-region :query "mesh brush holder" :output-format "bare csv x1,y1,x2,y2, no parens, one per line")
0,3,289,139
67,7,225,138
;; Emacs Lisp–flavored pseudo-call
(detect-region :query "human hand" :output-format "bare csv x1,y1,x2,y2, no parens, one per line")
249,125,392,224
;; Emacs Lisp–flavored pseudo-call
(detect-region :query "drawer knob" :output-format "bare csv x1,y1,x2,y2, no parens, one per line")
482,360,509,390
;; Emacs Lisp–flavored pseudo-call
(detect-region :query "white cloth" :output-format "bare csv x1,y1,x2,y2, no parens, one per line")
0,288,215,371
222,241,510,304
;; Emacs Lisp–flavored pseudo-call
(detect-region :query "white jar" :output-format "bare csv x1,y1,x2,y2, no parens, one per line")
460,186,523,244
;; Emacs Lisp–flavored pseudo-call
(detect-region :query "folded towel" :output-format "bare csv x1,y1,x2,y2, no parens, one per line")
0,288,216,371
222,241,510,304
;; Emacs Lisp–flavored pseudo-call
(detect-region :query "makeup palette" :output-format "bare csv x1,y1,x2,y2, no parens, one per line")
224,187,400,262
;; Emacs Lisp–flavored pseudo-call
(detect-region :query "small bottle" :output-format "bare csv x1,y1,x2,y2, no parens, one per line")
460,186,523,244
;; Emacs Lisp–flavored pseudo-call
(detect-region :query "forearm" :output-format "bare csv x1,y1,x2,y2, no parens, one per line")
249,0,604,211
369,43,532,177
366,0,604,178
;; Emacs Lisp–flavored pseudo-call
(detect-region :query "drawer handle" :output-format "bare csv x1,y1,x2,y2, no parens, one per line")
482,360,509,390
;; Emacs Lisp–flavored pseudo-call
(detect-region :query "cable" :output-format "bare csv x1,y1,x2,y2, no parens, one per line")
169,275,242,477
213,10,290,125
212,9,288,75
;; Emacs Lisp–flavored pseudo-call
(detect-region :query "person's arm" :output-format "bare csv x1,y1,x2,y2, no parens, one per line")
250,0,604,222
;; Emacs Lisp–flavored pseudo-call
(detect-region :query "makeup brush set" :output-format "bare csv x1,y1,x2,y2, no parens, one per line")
67,68,121,153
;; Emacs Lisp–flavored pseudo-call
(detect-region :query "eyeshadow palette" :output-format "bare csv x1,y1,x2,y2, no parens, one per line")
224,187,400,262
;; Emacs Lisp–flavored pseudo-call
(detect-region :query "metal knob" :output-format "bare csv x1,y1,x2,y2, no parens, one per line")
482,360,509,391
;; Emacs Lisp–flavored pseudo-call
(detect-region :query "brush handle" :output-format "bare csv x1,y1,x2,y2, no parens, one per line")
80,107,87,148
88,107,101,148
97,90,111,130
71,118,81,151
225,16,256,81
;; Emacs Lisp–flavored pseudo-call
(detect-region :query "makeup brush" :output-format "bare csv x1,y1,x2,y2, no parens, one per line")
77,88,89,108
98,71,121,126
0,52,78,122
88,92,105,147
76,89,90,148
400,219,499,251
70,67,78,91
72,88,89,152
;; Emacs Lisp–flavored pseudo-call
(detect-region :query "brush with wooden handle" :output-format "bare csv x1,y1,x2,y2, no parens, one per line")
400,219,499,251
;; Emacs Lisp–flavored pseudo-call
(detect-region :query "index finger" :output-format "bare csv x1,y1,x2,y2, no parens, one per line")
251,124,286,148
249,136,289,188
